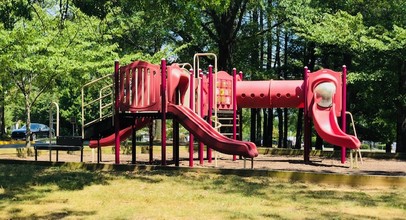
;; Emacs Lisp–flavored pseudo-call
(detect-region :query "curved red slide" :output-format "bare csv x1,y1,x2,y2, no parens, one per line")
312,103,360,149
167,103,258,158
88,118,151,148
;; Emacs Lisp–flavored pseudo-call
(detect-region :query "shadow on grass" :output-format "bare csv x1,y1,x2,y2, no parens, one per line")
1,161,405,219
294,189,377,207
209,175,270,198
0,163,110,208
35,169,109,190
7,208,96,220
292,188,406,217
131,169,271,199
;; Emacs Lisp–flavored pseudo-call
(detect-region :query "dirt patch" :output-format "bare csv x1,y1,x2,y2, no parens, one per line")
1,147,405,177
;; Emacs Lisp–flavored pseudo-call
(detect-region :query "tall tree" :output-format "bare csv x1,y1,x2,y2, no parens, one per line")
0,3,117,148
199,0,248,71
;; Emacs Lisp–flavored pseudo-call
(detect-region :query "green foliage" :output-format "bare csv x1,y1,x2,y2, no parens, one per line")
0,0,32,29
0,3,121,135
0,0,405,150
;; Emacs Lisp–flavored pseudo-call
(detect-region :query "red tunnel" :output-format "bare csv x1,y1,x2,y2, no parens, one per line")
236,80,305,109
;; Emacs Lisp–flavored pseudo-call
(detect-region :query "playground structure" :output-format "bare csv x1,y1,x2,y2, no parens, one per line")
81,53,361,167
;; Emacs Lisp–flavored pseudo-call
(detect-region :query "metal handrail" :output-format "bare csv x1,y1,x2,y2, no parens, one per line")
179,63,193,70
49,102,59,143
346,111,358,138
84,114,113,127
210,116,222,130
81,74,114,138
347,111,363,168
193,53,218,130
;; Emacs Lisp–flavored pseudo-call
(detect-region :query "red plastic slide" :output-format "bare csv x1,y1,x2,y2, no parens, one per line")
312,103,360,149
167,103,258,158
88,118,151,148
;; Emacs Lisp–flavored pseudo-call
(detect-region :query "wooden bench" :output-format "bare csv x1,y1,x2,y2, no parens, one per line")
34,136,83,162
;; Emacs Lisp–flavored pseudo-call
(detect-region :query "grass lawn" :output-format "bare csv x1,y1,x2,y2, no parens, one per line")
0,163,405,219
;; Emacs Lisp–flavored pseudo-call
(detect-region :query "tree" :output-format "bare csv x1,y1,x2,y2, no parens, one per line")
0,3,118,149
3,0,399,154
0,8,66,147
0,0,33,29
280,0,405,153
0,0,33,137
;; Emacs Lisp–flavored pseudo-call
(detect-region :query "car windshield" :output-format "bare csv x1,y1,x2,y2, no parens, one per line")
20,124,41,130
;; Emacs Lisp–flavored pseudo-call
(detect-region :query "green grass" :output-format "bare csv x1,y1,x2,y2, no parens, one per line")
0,163,405,219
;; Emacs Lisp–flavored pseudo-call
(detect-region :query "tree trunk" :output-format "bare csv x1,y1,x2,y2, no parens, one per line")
396,60,406,153
397,111,406,153
250,108,256,143
385,142,391,154
315,134,323,150
269,108,274,146
154,120,161,141
218,42,234,72
277,108,283,148
262,108,269,146
283,108,288,148
283,31,289,148
25,96,32,148
256,109,262,145
251,8,259,70
273,23,281,69
0,82,4,137
300,41,317,150
266,9,273,71
273,22,283,148
259,8,264,69
295,109,303,149
265,2,273,147
206,0,248,72
306,42,316,71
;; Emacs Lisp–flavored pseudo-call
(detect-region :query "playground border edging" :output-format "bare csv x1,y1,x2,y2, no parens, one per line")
1,159,405,188
258,148,406,160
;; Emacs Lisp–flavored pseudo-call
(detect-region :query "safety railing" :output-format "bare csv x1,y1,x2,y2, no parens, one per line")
81,74,114,138
347,111,363,168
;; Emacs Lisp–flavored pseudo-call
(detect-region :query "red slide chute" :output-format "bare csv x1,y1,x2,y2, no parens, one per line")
88,118,151,148
312,103,360,149
167,103,258,158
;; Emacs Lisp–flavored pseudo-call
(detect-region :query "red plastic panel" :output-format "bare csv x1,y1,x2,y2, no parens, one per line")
167,63,190,105
118,61,161,112
216,71,234,110
307,69,342,117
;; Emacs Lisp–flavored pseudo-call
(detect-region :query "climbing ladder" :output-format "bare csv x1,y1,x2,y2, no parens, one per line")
217,110,241,140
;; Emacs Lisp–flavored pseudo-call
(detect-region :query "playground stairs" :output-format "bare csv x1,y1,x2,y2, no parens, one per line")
217,110,241,140
83,116,114,140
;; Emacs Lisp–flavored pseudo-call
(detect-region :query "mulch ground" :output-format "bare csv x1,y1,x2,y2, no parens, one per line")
1,147,405,177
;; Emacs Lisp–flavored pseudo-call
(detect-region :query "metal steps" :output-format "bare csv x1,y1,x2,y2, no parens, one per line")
216,110,240,139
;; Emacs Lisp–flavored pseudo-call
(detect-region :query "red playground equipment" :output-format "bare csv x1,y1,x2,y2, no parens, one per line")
81,54,360,166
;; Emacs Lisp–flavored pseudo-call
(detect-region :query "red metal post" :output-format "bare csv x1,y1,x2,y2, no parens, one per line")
232,68,237,161
131,122,136,164
114,60,121,164
149,123,153,164
199,71,204,165
161,58,167,166
238,71,244,142
189,69,194,167
341,65,347,164
207,65,213,163
303,66,310,164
